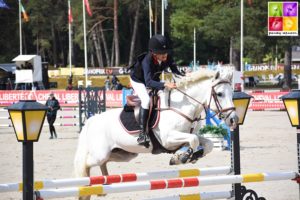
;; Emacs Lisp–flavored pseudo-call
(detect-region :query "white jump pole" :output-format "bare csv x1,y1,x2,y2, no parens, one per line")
35,172,298,199
0,166,230,193
143,191,232,200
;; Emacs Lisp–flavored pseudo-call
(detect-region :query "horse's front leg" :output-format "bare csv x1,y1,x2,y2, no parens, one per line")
161,130,199,165
163,130,199,151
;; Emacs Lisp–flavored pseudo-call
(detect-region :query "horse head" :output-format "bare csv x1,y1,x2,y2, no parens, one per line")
172,69,238,128
208,71,238,129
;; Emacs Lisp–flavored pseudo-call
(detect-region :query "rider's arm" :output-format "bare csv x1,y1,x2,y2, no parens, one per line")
168,56,185,76
142,56,165,90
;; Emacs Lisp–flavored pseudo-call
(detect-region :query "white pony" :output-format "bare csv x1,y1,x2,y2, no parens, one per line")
74,69,238,199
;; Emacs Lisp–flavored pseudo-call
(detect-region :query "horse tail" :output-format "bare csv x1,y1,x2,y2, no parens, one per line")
74,120,89,178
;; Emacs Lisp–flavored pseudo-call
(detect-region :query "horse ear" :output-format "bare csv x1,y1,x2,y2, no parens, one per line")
215,71,220,80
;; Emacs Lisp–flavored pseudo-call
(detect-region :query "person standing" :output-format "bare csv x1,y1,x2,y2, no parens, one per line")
111,74,119,90
130,34,184,147
45,93,60,139
104,76,111,90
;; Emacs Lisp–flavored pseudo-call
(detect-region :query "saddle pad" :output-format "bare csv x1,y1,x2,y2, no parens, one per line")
119,108,160,134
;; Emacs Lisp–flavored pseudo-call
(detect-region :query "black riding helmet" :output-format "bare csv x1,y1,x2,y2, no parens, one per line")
148,34,169,54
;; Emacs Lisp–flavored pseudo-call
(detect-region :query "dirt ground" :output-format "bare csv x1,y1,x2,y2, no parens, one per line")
0,110,298,200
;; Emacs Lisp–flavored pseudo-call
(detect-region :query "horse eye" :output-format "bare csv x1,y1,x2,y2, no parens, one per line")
217,92,223,97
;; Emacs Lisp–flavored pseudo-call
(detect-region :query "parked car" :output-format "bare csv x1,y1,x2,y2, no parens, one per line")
245,76,259,87
272,73,298,86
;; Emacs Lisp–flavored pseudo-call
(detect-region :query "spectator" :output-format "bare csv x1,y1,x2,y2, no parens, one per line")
115,80,123,90
104,76,111,90
111,74,119,90
45,93,60,139
66,75,73,90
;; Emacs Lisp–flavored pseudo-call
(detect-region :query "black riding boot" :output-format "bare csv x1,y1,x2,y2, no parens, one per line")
137,108,150,147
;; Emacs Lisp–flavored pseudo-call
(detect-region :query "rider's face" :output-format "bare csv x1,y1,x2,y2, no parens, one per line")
154,53,168,62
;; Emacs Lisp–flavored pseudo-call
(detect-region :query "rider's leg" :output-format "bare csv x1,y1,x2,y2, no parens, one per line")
129,79,151,146
137,108,150,145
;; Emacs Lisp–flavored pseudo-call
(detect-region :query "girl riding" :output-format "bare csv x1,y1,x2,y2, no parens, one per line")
130,34,185,147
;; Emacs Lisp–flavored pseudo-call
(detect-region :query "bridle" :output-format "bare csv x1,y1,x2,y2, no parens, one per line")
208,80,236,120
156,79,235,124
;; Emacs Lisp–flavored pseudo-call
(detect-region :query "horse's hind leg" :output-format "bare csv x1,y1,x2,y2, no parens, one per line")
198,135,213,155
100,162,108,176
78,167,91,200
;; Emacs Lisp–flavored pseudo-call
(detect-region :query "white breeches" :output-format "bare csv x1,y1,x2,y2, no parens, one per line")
130,79,150,109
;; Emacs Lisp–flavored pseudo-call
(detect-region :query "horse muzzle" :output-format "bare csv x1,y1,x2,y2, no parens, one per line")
226,113,239,129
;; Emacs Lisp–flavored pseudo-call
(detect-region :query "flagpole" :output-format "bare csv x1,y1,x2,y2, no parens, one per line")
83,0,88,87
19,0,22,55
161,0,164,35
149,0,152,38
240,0,244,92
193,27,196,72
68,0,72,76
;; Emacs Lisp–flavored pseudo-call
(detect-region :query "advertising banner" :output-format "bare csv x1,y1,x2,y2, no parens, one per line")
0,90,123,107
248,91,288,110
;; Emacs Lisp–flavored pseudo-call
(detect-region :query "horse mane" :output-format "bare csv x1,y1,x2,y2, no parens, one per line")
175,69,216,88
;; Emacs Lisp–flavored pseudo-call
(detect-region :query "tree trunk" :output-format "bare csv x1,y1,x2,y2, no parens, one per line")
96,27,104,67
283,46,292,89
154,0,157,35
36,33,39,55
114,0,120,66
23,29,27,54
232,48,240,71
51,21,58,66
128,0,141,66
229,37,233,65
57,31,66,66
99,23,111,67
111,37,115,67
92,29,103,67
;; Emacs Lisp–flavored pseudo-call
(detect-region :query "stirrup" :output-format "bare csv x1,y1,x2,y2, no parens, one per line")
137,133,150,147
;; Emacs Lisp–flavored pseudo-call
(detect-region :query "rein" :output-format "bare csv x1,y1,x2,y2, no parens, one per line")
156,79,235,124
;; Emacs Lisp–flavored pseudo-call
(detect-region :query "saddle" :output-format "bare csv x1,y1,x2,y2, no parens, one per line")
119,92,160,134
119,90,170,154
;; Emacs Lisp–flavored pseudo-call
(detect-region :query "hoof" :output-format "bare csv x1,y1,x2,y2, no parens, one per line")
179,148,193,164
189,148,204,164
169,158,175,165
169,155,180,165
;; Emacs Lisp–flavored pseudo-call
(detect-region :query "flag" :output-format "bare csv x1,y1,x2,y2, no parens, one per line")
84,0,92,16
164,0,168,9
21,3,29,22
149,5,153,22
68,7,73,23
0,0,9,9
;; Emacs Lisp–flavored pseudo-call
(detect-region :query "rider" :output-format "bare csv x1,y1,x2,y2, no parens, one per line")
130,34,185,147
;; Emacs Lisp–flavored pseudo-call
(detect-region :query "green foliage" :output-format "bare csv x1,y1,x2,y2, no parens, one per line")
198,125,228,137
0,0,299,70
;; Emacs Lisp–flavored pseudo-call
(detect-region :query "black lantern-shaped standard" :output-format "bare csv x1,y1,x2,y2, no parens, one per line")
281,90,300,197
7,100,48,200
231,92,253,199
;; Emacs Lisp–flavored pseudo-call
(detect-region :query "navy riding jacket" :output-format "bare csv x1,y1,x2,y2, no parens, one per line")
45,98,60,117
130,52,183,90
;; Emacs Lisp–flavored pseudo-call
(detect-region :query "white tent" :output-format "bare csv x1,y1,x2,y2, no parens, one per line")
12,55,42,83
